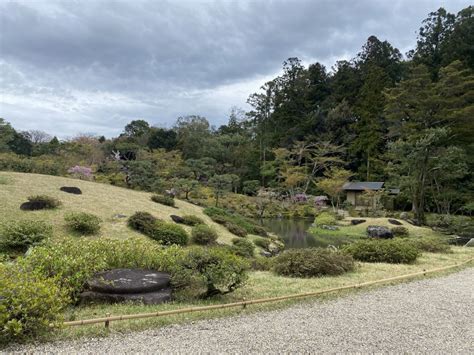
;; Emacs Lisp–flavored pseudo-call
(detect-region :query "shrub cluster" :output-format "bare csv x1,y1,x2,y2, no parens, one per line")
250,256,274,271
231,238,255,258
128,212,188,245
409,236,451,253
20,195,61,211
273,248,354,277
128,211,157,235
181,215,205,226
343,239,420,264
151,194,175,207
314,211,337,226
0,220,52,253
191,224,218,245
254,237,271,250
0,264,67,344
64,212,101,235
203,207,267,237
391,226,409,237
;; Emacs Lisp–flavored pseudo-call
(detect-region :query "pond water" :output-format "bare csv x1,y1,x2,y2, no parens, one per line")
256,218,332,249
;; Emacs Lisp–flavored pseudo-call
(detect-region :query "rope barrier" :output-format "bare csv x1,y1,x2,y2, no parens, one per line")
64,257,473,327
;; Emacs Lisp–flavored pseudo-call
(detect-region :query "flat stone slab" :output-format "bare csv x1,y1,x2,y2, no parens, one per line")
388,218,402,225
87,269,170,294
60,186,82,194
80,288,172,305
367,225,393,239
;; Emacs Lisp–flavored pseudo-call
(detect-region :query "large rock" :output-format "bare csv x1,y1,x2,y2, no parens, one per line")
351,219,366,225
60,186,82,195
388,218,402,225
20,201,48,211
87,269,170,294
367,225,393,239
80,269,172,305
170,215,185,224
465,238,474,247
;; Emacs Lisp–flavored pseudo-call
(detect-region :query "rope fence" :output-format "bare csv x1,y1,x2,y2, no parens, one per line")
64,257,473,328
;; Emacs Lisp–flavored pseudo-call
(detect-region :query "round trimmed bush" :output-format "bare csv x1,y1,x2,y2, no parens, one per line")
0,220,52,253
314,212,337,226
0,264,68,343
65,212,101,235
409,236,451,253
225,222,247,237
343,239,420,264
181,215,205,226
151,194,175,207
391,226,409,237
151,221,188,246
273,248,354,277
128,211,157,235
231,238,254,258
191,225,218,245
254,237,271,250
20,195,61,211
182,246,249,297
252,225,268,237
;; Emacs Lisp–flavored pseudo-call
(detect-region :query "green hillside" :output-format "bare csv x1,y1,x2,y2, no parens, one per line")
0,172,238,244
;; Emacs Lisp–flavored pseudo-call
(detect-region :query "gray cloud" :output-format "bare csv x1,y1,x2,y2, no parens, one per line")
0,0,471,137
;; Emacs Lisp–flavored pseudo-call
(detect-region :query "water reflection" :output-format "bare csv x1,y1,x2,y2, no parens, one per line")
257,218,318,249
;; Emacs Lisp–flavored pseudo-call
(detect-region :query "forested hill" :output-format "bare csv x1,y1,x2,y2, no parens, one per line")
1,6,473,224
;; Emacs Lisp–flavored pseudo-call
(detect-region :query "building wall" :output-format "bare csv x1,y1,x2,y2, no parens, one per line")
347,191,356,205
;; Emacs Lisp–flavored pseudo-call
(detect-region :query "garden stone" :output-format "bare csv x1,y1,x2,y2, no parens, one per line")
399,212,409,220
80,288,171,305
170,215,185,224
87,269,170,294
113,214,127,219
20,201,47,211
388,219,402,225
260,250,272,257
367,225,393,239
351,219,366,225
60,186,82,194
321,225,339,231
465,238,474,247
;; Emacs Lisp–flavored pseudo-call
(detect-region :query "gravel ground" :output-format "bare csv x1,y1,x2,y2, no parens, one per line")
5,268,474,354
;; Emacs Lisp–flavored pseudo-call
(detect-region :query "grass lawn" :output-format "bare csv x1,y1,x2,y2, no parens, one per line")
0,171,238,244
59,248,472,341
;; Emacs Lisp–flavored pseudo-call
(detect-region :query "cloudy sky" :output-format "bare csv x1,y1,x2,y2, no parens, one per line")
0,0,471,138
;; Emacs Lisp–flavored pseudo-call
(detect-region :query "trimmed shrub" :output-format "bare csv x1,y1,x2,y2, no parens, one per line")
252,225,268,237
251,256,274,271
151,221,188,246
225,222,247,237
0,220,52,253
20,195,61,211
391,226,409,237
315,212,337,226
409,236,451,253
273,248,354,277
182,246,249,297
151,194,175,207
191,225,218,245
254,237,271,250
343,239,420,264
211,215,228,225
0,264,67,344
231,238,255,258
128,211,157,235
64,212,101,235
181,215,205,226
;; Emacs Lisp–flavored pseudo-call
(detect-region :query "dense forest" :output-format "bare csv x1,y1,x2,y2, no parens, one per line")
1,6,473,224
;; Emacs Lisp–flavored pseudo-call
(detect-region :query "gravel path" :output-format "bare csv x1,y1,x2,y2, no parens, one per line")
6,268,474,354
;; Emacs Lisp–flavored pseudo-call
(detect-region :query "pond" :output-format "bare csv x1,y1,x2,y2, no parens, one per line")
256,218,353,249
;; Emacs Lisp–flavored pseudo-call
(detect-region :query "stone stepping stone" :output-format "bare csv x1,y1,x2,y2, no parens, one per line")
80,289,171,305
60,186,82,194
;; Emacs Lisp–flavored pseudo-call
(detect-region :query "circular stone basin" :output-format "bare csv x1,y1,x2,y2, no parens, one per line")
88,269,170,294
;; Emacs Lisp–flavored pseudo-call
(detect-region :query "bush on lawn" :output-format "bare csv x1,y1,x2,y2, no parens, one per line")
252,225,268,237
181,215,205,226
0,264,67,344
343,239,420,264
182,246,249,297
0,220,52,253
251,256,274,271
254,237,271,250
225,222,248,237
191,224,218,245
127,211,157,235
391,226,409,237
231,238,255,258
151,194,175,207
64,212,101,235
20,195,61,211
273,248,354,277
314,212,337,226
151,221,188,246
409,236,451,253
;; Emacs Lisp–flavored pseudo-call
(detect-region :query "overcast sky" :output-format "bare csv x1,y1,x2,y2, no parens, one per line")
0,0,471,138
